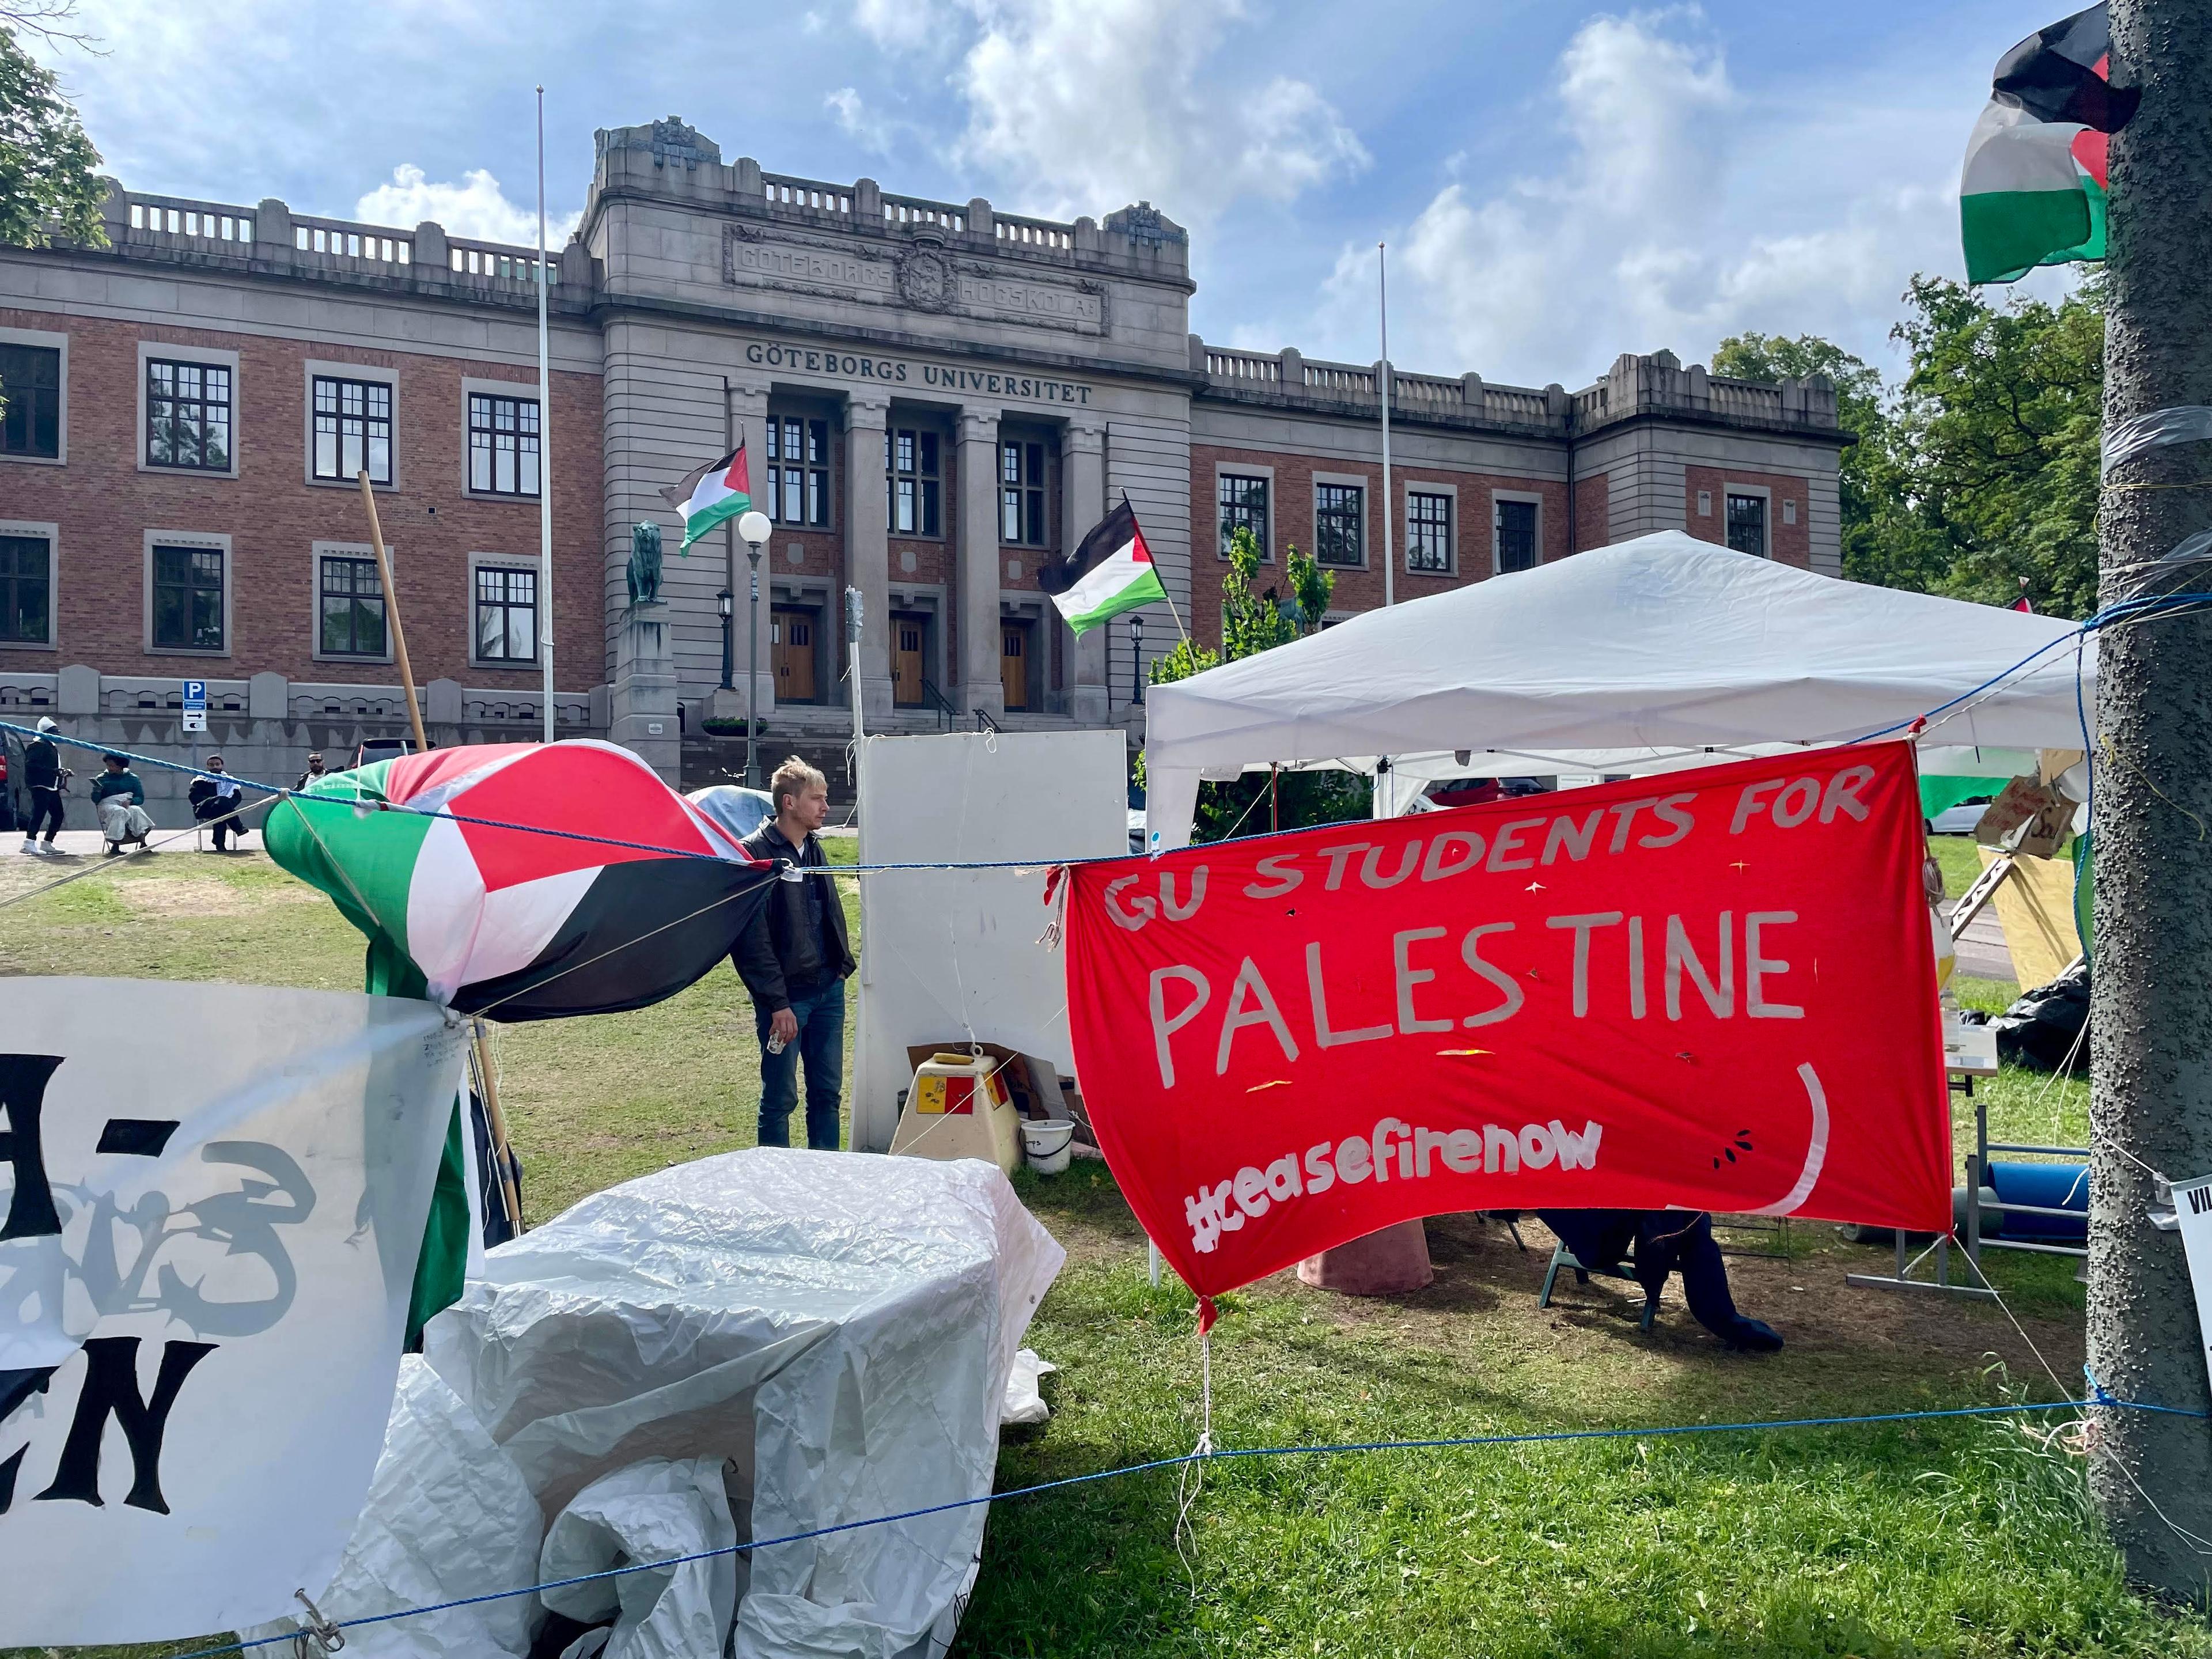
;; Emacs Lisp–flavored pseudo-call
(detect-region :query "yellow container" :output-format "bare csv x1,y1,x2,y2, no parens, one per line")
891,1051,1023,1173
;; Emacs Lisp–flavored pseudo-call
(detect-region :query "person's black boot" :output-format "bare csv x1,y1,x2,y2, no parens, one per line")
1724,1316,1783,1353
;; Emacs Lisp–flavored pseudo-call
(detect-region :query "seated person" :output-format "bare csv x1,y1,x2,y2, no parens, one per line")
88,753,154,853
1537,1209,1783,1352
188,753,248,850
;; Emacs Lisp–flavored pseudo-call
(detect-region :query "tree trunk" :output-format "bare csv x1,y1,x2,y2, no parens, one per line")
2089,0,2212,1596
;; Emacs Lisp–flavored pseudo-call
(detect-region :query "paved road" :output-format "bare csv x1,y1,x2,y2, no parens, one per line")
1955,903,2015,982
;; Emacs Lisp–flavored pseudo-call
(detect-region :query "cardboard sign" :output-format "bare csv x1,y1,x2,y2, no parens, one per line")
2171,1174,2212,1393
1,979,464,1645
1065,743,1951,1316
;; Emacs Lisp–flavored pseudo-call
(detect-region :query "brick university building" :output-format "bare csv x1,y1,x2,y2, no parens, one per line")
0,116,1845,821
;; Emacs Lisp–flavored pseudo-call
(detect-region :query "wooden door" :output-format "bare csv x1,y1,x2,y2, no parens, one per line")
892,614,925,707
1000,622,1029,710
772,608,816,702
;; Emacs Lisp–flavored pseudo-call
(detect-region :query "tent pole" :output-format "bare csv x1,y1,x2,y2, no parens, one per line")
358,471,428,753
472,1016,525,1233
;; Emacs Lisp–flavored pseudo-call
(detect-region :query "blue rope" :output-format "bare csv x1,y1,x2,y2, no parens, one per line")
0,720,1127,876
16,603,2207,882
141,1391,2200,1658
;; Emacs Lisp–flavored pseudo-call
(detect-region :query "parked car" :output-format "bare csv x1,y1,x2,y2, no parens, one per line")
354,737,420,768
1930,797,1992,835
1128,808,1147,854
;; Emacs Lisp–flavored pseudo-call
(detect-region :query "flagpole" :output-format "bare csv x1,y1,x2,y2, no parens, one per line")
536,85,555,746
1379,240,1393,609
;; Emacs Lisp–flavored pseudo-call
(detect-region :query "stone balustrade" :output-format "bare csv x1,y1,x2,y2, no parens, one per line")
90,185,594,315
1192,335,1839,438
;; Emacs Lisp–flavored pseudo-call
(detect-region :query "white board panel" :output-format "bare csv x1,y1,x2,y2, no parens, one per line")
853,731,1128,1151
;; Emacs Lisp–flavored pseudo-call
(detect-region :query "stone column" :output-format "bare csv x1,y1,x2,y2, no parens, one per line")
1063,419,1109,724
957,408,1006,719
845,393,893,718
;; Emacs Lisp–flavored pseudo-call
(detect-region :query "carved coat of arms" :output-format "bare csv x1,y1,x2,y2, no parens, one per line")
896,248,955,313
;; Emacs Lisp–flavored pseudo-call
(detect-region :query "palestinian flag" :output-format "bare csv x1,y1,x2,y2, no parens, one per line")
1040,499,1168,635
662,442,751,552
266,741,775,1020
1961,3,2138,285
267,741,778,1345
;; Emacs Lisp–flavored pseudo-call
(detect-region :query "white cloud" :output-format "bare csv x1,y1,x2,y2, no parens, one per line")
354,164,579,245
825,87,898,155
853,0,944,51
1331,7,1977,389
947,0,1368,224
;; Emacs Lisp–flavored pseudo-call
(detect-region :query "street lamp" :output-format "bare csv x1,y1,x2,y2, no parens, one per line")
717,589,734,691
1130,612,1145,707
737,510,772,787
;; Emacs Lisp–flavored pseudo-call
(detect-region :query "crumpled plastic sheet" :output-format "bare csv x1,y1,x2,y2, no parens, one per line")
240,1355,543,1658
425,1148,1065,1659
2102,404,2212,477
539,1457,738,1659
1001,1349,1058,1426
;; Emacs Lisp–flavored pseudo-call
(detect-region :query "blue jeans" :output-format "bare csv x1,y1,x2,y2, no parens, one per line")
756,980,844,1150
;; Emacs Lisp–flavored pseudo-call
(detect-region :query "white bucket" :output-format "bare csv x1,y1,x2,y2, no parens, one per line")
1020,1118,1076,1175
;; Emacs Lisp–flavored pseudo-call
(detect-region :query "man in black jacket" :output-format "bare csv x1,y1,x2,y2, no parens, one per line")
17,717,67,855
730,757,856,1150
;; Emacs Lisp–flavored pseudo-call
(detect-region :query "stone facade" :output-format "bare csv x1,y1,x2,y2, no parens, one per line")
0,115,1847,823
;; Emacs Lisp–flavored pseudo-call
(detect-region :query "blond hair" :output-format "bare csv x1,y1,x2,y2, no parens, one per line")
770,756,827,814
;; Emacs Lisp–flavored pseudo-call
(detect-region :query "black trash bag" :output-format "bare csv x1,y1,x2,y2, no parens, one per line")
1993,960,2090,1072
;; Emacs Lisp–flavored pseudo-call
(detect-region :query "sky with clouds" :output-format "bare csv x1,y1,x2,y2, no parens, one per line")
29,0,2076,391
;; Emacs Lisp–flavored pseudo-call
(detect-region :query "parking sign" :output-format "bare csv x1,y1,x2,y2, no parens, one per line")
181,679,207,733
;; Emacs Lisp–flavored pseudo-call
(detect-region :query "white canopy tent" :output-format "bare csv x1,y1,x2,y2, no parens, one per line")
1144,532,2095,849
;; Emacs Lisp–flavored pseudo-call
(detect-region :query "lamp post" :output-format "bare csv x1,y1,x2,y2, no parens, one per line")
737,510,772,787
1129,612,1145,707
717,589,734,691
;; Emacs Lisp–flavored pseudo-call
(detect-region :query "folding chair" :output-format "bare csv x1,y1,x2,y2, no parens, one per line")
1538,1240,1660,1332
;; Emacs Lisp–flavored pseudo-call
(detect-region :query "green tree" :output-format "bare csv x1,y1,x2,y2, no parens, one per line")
1140,527,1369,841
0,13,106,251
1883,274,2105,617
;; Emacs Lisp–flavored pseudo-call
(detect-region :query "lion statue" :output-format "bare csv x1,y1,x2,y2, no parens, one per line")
627,521,664,607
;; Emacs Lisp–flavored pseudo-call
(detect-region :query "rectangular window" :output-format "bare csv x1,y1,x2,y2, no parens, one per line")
1726,492,1767,556
1216,474,1269,560
318,554,387,657
1001,439,1047,546
1495,499,1537,573
467,392,540,496
1315,483,1363,567
152,544,225,650
1406,491,1452,573
768,415,830,527
0,533,51,643
312,374,393,484
474,565,539,663
0,344,62,459
885,427,941,536
145,358,233,472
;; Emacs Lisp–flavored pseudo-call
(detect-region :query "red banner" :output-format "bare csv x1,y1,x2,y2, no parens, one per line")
1066,742,1949,1315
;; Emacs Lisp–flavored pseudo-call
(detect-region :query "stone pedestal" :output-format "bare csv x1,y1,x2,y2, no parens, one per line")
610,601,680,783
1297,1220,1433,1296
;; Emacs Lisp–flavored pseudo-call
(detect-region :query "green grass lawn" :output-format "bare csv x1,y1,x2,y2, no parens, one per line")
1,844,2199,1659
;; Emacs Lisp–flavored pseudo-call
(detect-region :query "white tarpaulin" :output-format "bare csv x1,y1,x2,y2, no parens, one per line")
0,979,465,1646
1144,532,2096,848
854,730,1127,1150
422,1148,1064,1659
